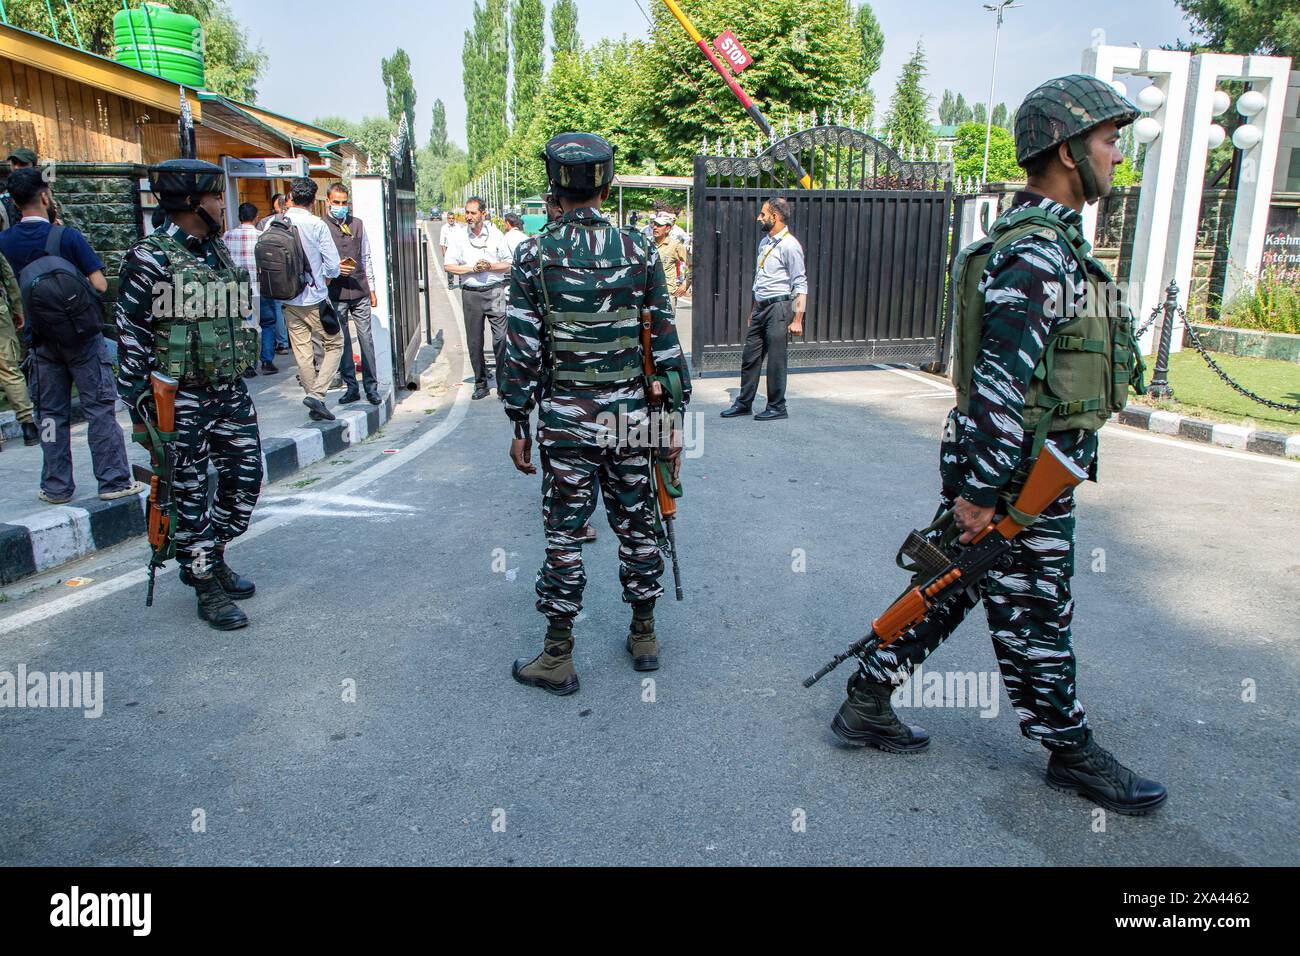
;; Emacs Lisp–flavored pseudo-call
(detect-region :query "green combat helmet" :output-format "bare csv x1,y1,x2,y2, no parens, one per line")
1014,74,1139,202
148,158,226,236
543,132,615,198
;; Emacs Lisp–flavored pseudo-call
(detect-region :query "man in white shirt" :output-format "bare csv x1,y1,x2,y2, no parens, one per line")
443,196,512,399
281,177,342,421
502,213,527,257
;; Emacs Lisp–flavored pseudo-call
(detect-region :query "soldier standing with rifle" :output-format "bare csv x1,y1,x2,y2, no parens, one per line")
115,160,263,630
501,132,690,696
826,76,1166,814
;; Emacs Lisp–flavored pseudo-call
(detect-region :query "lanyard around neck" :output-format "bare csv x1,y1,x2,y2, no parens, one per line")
758,230,787,270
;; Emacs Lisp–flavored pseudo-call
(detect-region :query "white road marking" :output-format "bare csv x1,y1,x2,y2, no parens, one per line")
0,280,473,635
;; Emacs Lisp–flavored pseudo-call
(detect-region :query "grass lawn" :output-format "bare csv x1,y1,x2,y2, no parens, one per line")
1135,350,1300,432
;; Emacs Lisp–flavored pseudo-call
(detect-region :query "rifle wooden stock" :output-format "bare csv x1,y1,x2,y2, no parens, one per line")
152,372,178,434
143,372,179,555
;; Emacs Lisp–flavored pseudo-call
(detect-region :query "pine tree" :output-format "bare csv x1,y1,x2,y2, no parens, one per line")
953,92,972,125
430,100,449,156
882,42,935,152
551,0,580,59
511,0,545,133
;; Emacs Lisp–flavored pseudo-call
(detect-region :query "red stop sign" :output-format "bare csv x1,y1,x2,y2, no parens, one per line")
713,30,752,73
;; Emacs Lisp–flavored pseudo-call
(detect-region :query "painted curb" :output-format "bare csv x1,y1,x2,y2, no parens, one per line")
1113,406,1300,461
0,395,394,587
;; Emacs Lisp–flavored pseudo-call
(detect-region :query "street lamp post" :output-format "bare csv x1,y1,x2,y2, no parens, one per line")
981,1,1022,186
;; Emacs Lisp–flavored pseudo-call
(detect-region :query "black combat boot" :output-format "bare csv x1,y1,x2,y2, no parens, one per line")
193,574,249,631
179,548,255,599
512,624,580,695
626,601,658,672
22,421,40,446
1045,733,1168,814
831,669,931,753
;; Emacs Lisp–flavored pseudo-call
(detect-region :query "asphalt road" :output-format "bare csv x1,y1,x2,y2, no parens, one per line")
1,251,1297,866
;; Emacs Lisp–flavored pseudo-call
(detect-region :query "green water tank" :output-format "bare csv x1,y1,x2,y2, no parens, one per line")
113,4,206,88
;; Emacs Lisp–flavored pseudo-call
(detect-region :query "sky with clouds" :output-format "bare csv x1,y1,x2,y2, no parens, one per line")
230,0,1197,145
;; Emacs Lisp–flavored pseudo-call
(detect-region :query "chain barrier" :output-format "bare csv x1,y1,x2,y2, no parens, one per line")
1134,302,1162,340
1175,307,1300,414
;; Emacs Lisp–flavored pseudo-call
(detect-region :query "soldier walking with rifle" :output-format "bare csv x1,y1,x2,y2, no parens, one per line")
500,132,690,696
115,160,263,630
812,76,1166,814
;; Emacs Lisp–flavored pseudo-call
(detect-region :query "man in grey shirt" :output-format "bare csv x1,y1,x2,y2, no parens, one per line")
721,197,807,421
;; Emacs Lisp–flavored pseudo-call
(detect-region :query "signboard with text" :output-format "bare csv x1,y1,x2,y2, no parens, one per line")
1261,204,1300,282
713,30,752,73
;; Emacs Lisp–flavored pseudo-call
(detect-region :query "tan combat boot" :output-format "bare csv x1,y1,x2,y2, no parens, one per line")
626,602,659,672
512,626,580,696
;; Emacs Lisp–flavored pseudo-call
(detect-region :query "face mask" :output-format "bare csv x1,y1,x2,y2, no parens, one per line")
330,205,349,220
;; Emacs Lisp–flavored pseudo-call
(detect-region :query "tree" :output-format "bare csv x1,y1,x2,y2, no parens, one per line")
382,48,417,142
8,0,266,101
990,102,1008,130
551,0,580,59
953,92,972,125
418,141,468,208
951,122,1020,183
1176,0,1300,59
464,0,510,170
938,90,956,125
882,42,935,152
972,102,987,126
641,0,872,174
853,1,884,118
430,100,449,157
315,116,397,172
512,0,546,133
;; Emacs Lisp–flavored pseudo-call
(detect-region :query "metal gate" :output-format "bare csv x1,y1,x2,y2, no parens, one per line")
692,122,955,372
386,119,422,389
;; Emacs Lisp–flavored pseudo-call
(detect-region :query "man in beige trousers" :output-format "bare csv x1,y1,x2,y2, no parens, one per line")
280,178,342,422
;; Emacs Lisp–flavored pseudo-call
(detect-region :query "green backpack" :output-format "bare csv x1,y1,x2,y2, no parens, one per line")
950,205,1145,455
142,232,258,384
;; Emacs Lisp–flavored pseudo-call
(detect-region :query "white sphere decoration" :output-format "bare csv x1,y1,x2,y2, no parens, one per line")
1236,90,1266,117
1110,79,1128,98
1232,124,1262,150
1133,117,1162,145
1211,90,1231,116
1206,124,1227,150
1136,85,1165,112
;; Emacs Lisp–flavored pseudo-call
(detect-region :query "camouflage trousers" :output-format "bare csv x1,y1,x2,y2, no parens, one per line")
171,382,263,576
535,445,664,624
858,424,1089,749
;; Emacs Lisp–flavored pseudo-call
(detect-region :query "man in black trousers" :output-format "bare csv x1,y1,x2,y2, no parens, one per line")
720,197,807,421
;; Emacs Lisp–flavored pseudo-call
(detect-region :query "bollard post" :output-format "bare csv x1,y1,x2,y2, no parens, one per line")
1147,280,1179,400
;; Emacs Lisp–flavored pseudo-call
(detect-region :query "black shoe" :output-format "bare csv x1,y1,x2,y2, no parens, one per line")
366,391,382,406
720,403,752,418
1046,735,1168,815
831,670,930,754
303,397,336,421
242,366,258,379
754,406,788,421
472,385,490,400
260,361,279,374
180,560,255,600
275,345,290,355
21,421,40,446
339,389,362,405
192,575,249,630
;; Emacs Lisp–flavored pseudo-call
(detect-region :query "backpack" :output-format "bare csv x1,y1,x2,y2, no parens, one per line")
255,215,306,300
0,192,19,232
949,205,1145,457
18,225,104,348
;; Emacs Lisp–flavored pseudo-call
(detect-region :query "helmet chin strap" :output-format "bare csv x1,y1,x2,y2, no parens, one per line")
194,200,223,238
1067,136,1102,205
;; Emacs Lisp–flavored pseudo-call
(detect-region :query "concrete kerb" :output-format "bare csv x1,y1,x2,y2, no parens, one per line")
1114,405,1300,459
0,394,394,587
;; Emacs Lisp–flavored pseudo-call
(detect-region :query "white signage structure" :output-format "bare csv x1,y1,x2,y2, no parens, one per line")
350,174,395,398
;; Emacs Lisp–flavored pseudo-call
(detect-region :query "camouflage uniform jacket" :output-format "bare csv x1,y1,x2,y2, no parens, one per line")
114,219,242,408
501,206,692,449
955,191,1106,508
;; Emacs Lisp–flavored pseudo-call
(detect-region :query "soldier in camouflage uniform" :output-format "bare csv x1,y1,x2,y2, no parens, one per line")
501,133,691,696
116,160,262,631
832,76,1167,814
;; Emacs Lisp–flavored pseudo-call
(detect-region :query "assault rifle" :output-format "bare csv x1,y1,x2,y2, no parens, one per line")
803,442,1089,687
131,371,179,607
640,307,684,600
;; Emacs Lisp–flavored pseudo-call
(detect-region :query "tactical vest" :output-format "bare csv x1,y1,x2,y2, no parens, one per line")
950,205,1145,454
142,232,257,384
535,222,648,390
